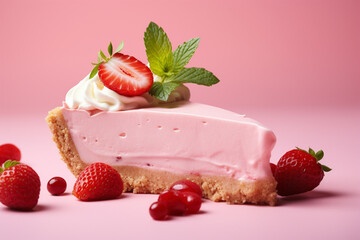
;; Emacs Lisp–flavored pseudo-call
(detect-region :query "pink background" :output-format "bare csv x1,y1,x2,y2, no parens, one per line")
1,0,359,240
1,0,359,113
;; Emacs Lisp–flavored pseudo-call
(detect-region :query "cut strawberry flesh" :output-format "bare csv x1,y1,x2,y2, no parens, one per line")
98,53,153,96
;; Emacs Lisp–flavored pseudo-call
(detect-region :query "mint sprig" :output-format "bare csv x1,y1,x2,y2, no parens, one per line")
144,22,174,77
149,82,180,101
144,22,219,101
173,37,200,73
167,67,219,86
89,41,124,79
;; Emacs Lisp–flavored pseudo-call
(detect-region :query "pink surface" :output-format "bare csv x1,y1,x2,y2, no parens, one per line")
0,0,359,114
1,0,360,239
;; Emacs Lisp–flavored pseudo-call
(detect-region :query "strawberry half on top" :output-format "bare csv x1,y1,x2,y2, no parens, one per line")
90,42,153,96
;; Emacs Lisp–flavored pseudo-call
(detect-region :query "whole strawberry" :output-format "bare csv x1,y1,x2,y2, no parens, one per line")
73,162,123,201
275,148,331,196
0,143,21,165
0,161,41,210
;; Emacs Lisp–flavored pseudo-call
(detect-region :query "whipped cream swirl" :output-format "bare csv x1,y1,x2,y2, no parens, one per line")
65,74,152,111
65,73,190,111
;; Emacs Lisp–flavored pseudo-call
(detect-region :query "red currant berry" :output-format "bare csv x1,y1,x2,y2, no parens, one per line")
170,180,202,197
158,190,186,215
0,144,21,165
149,201,168,220
47,177,67,195
181,192,202,214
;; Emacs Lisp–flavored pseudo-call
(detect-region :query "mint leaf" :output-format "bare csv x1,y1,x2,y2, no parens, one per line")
173,38,200,73
108,42,113,56
144,22,174,77
168,67,219,86
149,81,180,101
143,22,219,99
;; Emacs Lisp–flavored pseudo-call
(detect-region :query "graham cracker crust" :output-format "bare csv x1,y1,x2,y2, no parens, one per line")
46,107,277,205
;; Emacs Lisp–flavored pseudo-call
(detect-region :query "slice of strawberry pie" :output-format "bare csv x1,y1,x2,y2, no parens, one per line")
46,22,277,205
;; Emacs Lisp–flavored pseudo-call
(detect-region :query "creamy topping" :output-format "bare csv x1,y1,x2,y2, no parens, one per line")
65,73,190,111
65,74,152,111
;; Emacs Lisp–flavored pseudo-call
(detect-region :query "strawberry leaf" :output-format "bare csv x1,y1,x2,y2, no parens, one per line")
3,160,12,168
108,42,113,56
144,22,174,77
90,64,100,79
321,164,332,172
115,41,124,53
297,147,325,161
0,167,3,174
173,38,200,73
168,67,219,86
309,148,316,157
100,50,107,61
296,147,306,152
3,160,20,169
97,52,102,63
149,81,180,101
315,150,324,161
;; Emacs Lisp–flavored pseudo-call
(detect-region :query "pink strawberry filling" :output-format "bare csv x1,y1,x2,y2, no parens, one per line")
61,101,276,182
